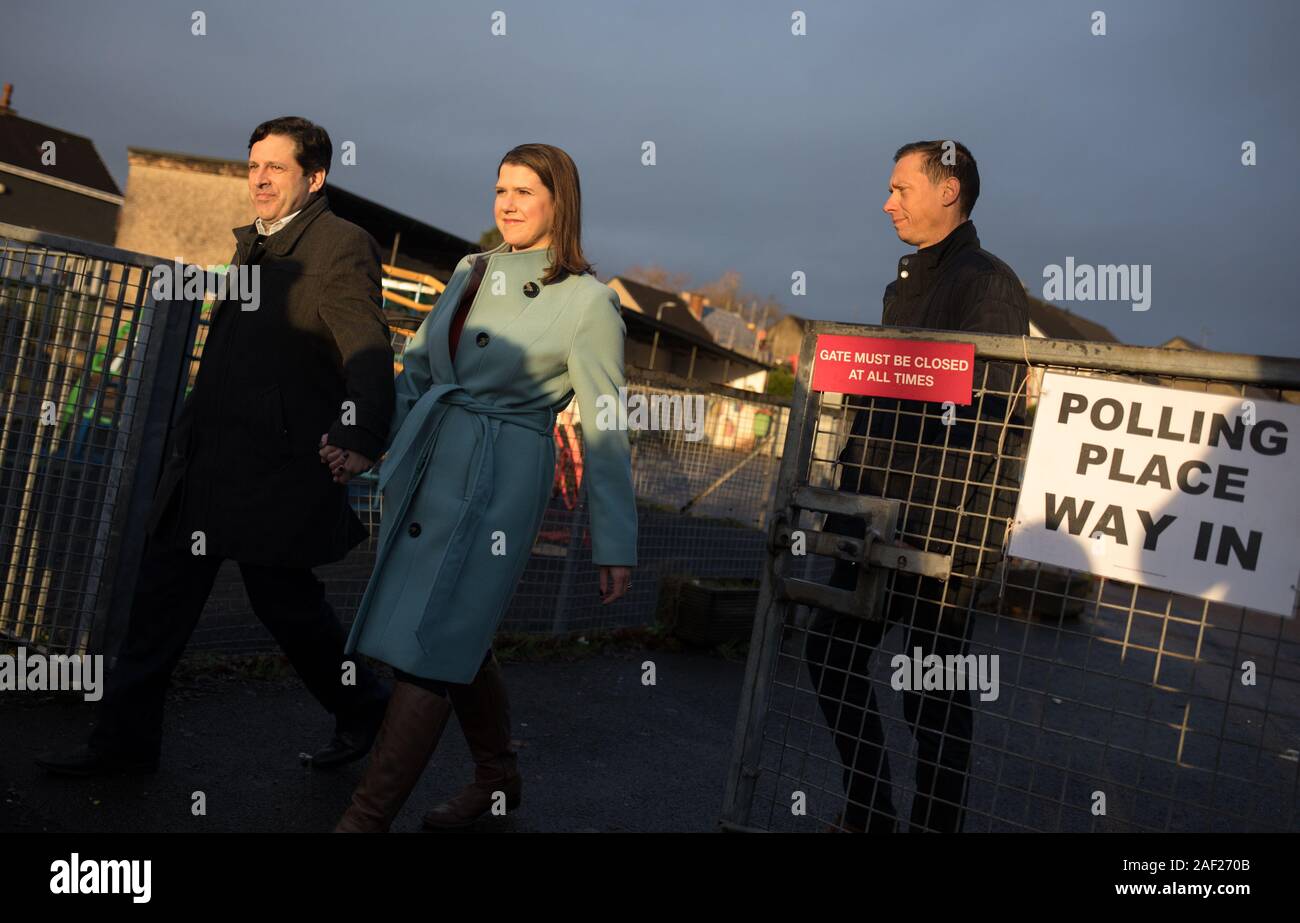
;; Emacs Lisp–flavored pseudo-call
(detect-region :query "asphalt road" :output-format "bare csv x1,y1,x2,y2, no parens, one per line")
0,649,746,833
7,582,1291,834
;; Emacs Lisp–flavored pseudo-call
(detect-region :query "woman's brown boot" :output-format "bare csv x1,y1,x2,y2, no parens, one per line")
422,654,522,829
334,681,454,833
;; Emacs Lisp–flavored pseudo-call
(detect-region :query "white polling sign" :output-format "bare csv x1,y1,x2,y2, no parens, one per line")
1009,372,1300,617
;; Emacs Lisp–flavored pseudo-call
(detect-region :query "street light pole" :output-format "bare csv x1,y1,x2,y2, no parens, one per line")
648,300,676,371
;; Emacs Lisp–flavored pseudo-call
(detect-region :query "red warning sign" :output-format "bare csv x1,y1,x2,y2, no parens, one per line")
810,335,975,405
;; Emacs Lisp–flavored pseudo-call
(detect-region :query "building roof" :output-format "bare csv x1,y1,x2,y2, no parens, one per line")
127,146,245,177
0,109,121,196
1027,296,1119,342
609,276,714,341
325,183,477,281
1160,335,1204,350
621,308,770,372
701,307,760,352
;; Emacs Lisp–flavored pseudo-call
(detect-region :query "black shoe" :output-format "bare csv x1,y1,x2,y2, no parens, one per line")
307,691,390,770
35,744,159,778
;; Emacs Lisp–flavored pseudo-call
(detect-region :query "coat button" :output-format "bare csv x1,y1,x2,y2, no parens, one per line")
476,332,490,347
900,270,909,279
408,522,422,537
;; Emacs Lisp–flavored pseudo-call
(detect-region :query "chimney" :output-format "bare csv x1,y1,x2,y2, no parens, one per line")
0,83,12,116
682,290,709,321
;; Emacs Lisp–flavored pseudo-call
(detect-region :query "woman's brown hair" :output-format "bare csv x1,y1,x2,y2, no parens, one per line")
498,143,592,285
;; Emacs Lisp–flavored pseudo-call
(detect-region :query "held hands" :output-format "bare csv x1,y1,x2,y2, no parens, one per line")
319,429,630,596
599,566,633,604
318,433,374,485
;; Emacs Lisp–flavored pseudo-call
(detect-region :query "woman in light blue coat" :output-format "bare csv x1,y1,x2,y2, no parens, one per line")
332,144,637,832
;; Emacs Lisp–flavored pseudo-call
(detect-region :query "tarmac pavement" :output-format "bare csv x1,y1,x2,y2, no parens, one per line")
0,649,746,833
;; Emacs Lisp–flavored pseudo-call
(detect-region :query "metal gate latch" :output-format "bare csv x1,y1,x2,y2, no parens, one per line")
767,485,951,620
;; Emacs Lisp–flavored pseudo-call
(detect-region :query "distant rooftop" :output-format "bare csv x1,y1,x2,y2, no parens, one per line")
0,83,121,196
1027,296,1120,343
609,276,714,341
1160,335,1205,350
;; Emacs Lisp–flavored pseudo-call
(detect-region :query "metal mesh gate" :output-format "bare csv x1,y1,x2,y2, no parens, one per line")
0,220,794,652
185,372,790,647
0,223,199,657
721,321,1300,833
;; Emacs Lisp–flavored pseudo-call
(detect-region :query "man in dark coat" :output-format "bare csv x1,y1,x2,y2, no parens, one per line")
807,140,1028,832
37,117,395,776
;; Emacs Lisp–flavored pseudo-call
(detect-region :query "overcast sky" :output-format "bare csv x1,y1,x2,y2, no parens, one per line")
4,0,1297,356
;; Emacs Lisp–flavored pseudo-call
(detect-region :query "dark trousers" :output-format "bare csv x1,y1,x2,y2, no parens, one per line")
805,564,976,833
90,533,385,760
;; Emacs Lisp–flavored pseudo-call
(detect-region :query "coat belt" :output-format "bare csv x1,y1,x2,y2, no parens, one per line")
360,382,556,653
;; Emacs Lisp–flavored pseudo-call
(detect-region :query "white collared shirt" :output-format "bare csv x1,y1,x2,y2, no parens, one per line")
254,208,303,237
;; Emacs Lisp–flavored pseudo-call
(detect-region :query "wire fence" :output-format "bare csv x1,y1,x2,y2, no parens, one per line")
0,224,786,651
720,321,1300,833
8,224,1298,833
0,224,198,657
190,372,790,648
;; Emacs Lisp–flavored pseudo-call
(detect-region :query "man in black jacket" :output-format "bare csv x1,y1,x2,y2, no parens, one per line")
808,140,1028,832
37,117,395,777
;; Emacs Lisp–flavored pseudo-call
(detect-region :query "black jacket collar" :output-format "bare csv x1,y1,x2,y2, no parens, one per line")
898,219,978,278
233,191,330,261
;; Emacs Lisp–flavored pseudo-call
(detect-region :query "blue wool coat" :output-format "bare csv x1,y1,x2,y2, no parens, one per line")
343,242,638,683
